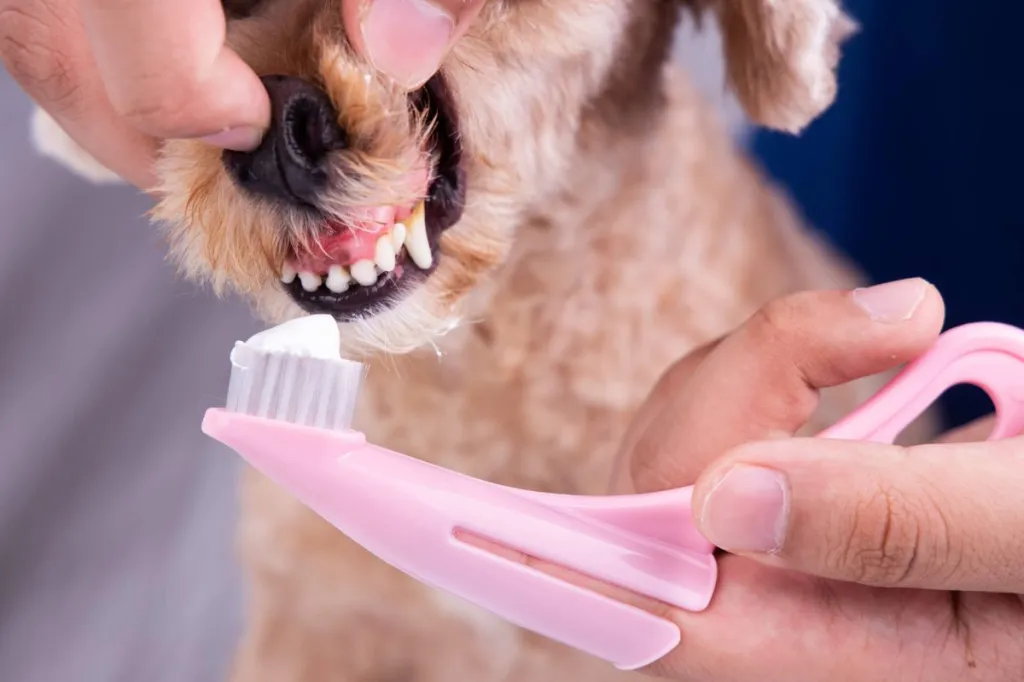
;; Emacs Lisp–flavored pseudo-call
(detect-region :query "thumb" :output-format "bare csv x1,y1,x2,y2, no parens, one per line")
343,0,486,89
692,435,1024,592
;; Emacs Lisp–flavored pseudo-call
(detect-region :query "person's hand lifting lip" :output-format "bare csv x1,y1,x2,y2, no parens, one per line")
0,0,484,189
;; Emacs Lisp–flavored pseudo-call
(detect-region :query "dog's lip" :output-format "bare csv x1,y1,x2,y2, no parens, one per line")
282,260,426,322
282,73,465,322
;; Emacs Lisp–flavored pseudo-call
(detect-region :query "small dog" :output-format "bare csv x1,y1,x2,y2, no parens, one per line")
34,1,885,680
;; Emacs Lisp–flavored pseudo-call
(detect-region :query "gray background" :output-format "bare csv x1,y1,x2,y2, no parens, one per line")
0,72,255,682
0,24,740,682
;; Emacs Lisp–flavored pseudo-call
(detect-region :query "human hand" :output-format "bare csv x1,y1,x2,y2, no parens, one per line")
611,279,1024,681
0,0,483,189
0,0,269,188
341,0,485,89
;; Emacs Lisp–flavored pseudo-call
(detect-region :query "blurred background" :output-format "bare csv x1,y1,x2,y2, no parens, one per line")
751,0,1024,427
0,3,1020,680
0,74,255,681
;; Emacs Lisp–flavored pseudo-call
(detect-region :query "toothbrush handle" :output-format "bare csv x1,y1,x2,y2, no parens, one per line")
201,408,715,671
200,322,1024,673
821,322,1024,443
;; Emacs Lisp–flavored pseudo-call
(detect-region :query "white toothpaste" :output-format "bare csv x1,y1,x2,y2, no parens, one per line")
233,314,341,364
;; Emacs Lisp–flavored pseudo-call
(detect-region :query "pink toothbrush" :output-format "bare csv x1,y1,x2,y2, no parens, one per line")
202,317,1024,670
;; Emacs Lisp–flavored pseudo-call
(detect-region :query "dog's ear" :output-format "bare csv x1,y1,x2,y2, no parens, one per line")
681,0,858,134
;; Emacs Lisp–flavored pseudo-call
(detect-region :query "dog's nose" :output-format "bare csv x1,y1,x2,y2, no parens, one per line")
223,76,347,207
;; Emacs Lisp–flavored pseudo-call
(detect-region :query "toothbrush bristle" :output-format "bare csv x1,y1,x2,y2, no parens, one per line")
225,345,366,431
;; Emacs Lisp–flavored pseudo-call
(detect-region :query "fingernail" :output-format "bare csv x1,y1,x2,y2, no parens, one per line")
363,0,455,88
199,126,264,152
852,278,928,323
700,465,789,553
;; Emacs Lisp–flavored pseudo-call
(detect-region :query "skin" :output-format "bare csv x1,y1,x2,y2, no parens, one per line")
399,278,1024,681
5,3,1021,677
0,0,484,189
606,279,1024,681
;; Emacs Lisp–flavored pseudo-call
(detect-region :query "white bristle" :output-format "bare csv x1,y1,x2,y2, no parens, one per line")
225,344,366,431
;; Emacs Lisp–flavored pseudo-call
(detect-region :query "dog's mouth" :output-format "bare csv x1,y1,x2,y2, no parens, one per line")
281,75,466,321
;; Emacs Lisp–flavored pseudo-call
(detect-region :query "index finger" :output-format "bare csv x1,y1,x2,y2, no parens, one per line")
617,280,945,495
78,0,268,144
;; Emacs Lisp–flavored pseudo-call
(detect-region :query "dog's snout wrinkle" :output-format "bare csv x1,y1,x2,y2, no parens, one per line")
223,75,346,208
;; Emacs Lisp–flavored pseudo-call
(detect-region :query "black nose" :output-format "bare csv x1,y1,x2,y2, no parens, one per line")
223,76,347,208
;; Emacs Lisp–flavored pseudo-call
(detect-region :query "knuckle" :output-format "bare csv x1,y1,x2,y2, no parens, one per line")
827,477,951,586
742,296,820,419
747,290,833,354
918,482,963,584
750,296,801,343
827,483,918,584
0,2,83,116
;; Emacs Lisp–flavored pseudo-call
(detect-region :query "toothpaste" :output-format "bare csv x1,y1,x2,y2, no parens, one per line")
233,314,341,364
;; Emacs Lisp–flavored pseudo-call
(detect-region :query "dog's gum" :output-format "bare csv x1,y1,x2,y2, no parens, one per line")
293,221,390,272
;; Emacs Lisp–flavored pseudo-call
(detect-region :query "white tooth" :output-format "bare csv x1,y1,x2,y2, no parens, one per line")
325,265,350,293
298,271,322,292
390,223,406,251
280,263,297,284
374,236,397,272
350,260,378,286
405,203,432,269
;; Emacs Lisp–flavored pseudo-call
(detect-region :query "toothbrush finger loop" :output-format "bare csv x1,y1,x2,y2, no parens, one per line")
821,322,1024,443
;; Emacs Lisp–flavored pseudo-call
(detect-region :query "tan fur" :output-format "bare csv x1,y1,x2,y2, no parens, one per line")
144,1,892,679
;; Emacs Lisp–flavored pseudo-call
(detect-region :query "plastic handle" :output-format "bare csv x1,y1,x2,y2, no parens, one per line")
822,322,1024,443
202,321,1024,672
201,409,716,670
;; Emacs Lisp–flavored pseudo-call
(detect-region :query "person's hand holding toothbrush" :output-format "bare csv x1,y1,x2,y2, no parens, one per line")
611,278,1024,681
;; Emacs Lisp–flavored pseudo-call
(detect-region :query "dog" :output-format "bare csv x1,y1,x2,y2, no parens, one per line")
30,0,890,679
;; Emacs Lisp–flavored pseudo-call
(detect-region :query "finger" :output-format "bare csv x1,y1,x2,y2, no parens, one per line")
342,0,486,89
78,0,268,146
624,279,945,494
462,528,1022,682
609,338,722,492
693,435,1024,591
650,554,1022,682
0,0,158,187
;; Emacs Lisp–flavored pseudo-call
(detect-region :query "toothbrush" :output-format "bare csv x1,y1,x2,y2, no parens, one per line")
202,316,1024,670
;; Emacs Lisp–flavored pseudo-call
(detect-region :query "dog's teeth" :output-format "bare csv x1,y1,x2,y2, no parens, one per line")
298,271,322,292
325,265,351,293
280,263,297,284
374,236,397,272
390,223,406,251
350,260,378,286
406,203,432,269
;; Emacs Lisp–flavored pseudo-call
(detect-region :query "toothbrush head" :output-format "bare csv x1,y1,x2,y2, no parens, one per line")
226,315,367,431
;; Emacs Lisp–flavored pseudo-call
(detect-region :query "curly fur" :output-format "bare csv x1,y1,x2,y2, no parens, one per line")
30,0,894,680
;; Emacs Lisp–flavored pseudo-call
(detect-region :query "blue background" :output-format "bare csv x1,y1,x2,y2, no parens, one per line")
750,0,1024,428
